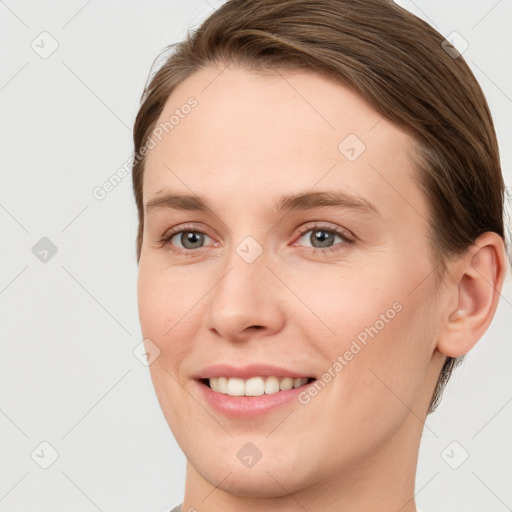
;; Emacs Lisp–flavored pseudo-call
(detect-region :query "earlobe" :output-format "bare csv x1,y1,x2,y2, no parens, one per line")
436,232,507,358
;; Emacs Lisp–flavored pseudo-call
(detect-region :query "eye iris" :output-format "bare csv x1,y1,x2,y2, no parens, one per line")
182,231,203,249
311,229,334,248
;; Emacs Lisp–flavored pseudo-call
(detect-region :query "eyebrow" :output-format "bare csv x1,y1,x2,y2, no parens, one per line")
145,190,380,216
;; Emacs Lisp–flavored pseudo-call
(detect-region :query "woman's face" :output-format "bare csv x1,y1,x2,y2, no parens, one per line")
137,65,447,498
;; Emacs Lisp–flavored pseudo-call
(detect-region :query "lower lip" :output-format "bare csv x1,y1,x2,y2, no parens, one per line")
194,379,315,418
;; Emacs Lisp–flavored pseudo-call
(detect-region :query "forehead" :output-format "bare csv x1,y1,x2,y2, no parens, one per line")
142,65,426,223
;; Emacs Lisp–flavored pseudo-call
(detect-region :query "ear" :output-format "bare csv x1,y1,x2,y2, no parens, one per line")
436,232,508,358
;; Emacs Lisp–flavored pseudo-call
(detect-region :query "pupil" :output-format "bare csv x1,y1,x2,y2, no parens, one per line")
313,230,333,248
183,231,203,249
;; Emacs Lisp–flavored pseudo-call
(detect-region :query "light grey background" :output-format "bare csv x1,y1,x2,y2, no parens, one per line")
1,1,511,511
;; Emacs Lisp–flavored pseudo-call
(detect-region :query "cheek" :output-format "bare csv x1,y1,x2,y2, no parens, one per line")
136,259,217,396
322,291,436,431
137,264,199,433
287,264,404,356
137,269,167,342
137,260,195,340
297,262,436,415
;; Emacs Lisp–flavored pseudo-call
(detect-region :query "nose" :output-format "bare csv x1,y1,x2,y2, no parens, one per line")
205,245,286,342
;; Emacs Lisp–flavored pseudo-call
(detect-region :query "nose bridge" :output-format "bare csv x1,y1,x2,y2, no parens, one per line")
205,235,284,339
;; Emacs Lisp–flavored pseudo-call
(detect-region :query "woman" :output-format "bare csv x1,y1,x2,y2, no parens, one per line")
131,1,508,510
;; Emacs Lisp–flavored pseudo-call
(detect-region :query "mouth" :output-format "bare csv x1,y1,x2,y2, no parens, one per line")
198,376,317,397
192,363,319,417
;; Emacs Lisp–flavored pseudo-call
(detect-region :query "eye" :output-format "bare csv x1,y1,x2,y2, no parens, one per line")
171,231,211,250
158,222,354,255
293,224,354,253
158,224,214,253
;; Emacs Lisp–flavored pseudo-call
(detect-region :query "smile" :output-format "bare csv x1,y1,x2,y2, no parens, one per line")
192,363,318,417
204,376,315,396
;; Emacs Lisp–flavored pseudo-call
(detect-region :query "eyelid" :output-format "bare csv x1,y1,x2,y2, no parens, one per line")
295,221,355,242
161,222,212,240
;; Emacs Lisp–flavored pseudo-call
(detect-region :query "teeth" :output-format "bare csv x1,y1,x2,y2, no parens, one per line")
207,376,310,396
279,377,294,391
227,377,245,396
264,376,280,394
293,377,304,388
245,377,265,396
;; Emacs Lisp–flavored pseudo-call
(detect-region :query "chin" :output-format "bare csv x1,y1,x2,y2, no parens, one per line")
194,456,313,499
183,435,332,500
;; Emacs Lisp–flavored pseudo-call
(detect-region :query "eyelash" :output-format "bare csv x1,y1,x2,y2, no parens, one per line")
157,222,355,256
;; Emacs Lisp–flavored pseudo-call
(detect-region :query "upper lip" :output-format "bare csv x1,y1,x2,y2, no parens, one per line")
193,363,315,380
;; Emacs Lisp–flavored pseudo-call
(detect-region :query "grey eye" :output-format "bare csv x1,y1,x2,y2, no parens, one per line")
172,231,211,249
298,229,343,248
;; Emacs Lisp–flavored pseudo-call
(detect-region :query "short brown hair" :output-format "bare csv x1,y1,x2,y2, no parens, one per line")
131,0,506,413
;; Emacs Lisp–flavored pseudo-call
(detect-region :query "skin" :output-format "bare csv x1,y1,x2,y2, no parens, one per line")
137,64,506,512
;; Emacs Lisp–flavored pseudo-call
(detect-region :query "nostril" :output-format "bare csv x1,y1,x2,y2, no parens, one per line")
244,325,264,332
